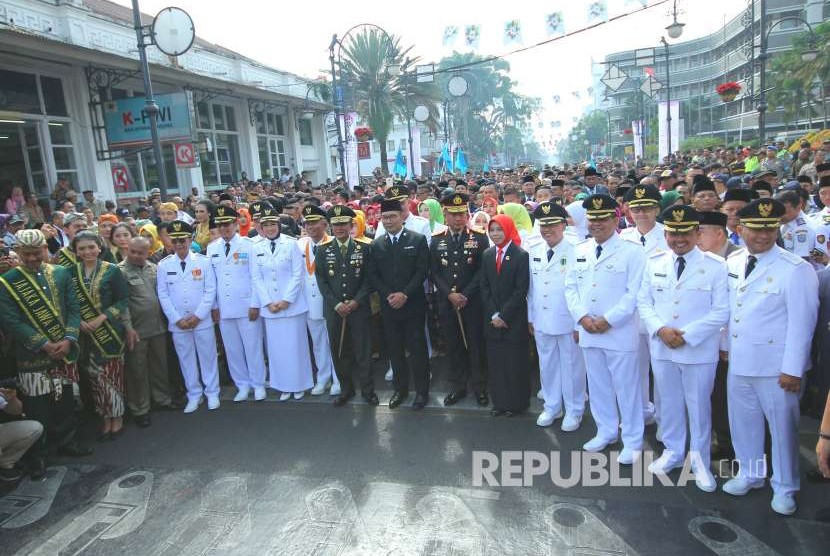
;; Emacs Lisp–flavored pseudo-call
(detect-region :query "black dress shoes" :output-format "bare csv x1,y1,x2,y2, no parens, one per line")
58,443,93,457
412,393,428,410
333,390,356,407
388,391,408,409
443,390,466,406
475,390,489,407
490,408,505,417
361,391,379,406
96,431,111,443
134,415,151,428
28,459,46,481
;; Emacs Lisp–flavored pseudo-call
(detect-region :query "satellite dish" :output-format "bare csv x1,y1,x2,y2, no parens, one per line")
413,105,429,122
152,7,195,57
447,75,468,97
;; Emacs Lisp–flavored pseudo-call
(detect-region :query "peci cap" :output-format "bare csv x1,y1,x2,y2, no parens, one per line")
380,199,403,213
722,188,756,204
698,211,727,228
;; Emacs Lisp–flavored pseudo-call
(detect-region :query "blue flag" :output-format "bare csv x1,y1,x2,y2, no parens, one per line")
393,148,407,177
455,148,468,173
483,160,490,173
440,144,453,173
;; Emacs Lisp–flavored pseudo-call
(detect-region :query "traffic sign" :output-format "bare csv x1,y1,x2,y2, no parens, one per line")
174,142,198,168
111,164,132,192
640,76,663,99
601,65,628,92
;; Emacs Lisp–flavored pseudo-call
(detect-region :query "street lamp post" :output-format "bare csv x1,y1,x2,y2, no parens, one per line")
660,37,673,164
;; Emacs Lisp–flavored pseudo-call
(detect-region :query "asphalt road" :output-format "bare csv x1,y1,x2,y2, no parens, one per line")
1,356,829,555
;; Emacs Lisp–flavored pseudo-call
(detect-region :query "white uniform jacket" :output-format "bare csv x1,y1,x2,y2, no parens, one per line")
637,247,729,364
297,235,329,320
252,235,307,319
619,221,668,255
726,246,818,378
527,238,577,336
564,233,645,350
206,234,259,318
157,252,216,332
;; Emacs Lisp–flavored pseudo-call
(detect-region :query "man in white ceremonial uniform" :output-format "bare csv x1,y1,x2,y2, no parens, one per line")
565,194,646,464
157,220,220,413
528,202,586,432
722,198,818,515
620,184,667,427
207,206,266,403
251,206,313,400
636,205,729,492
777,189,821,269
298,204,341,397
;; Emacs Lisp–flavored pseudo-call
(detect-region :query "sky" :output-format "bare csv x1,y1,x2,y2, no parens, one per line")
114,0,747,146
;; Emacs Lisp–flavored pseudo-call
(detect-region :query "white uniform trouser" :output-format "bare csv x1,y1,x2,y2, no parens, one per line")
583,347,644,449
727,374,800,496
172,328,219,402
651,360,716,469
535,330,586,417
265,314,314,393
219,317,266,390
307,317,339,389
637,334,657,422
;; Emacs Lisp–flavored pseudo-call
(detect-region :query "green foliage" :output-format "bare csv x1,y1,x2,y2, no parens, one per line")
556,111,609,163
679,136,720,151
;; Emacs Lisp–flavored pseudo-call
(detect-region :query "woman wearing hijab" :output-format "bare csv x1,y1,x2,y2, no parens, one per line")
500,202,534,242
98,214,120,263
480,214,530,416
237,207,252,237
138,223,166,263
418,199,448,234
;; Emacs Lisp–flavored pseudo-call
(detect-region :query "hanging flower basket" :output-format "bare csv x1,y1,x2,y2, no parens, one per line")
716,82,741,102
623,128,633,135
354,126,373,141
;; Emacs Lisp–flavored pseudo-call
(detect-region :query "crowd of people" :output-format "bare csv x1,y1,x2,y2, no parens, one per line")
1,138,830,518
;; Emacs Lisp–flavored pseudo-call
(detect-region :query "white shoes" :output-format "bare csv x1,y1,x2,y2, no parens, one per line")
694,468,717,493
254,387,267,401
293,391,304,400
722,476,764,496
771,493,797,516
207,395,220,410
536,389,544,400
561,414,582,432
385,367,394,381
311,381,329,396
233,388,250,402
183,397,202,414
617,447,642,465
583,436,616,452
279,392,291,402
330,383,342,396
647,450,685,475
536,410,562,428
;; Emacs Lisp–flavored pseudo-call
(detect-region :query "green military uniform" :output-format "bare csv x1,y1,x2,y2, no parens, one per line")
0,262,83,458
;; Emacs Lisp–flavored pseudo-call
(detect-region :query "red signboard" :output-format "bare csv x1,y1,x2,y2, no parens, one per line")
112,164,131,192
357,141,371,160
174,142,198,168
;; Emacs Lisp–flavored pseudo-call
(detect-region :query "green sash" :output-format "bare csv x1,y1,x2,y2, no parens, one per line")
0,267,79,363
56,247,77,268
74,264,124,358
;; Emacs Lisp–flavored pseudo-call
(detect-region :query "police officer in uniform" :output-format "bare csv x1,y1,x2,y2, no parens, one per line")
564,194,646,464
206,206,266,402
527,202,586,431
316,205,376,406
637,205,729,492
298,204,341,397
368,199,430,410
157,221,220,413
723,198,818,515
429,192,489,407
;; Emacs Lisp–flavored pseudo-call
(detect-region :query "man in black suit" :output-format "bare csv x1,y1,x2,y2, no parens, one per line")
368,199,430,410
315,206,376,407
430,192,489,407
583,167,610,195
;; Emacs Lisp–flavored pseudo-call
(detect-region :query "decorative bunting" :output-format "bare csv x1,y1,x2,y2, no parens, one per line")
504,20,522,45
442,26,459,47
552,95,561,104
545,12,565,37
464,25,481,49
587,1,609,24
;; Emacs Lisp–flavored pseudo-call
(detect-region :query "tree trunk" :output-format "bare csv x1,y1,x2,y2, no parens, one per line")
378,135,390,176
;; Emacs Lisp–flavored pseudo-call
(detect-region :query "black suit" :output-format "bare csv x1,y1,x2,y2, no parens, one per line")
430,228,488,392
480,242,531,412
316,237,374,394
368,228,430,395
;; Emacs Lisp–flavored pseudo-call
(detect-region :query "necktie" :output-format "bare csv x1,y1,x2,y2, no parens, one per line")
270,240,276,254
729,231,740,245
596,244,603,260
340,241,348,257
496,247,504,273
180,260,186,272
676,256,686,279
224,242,231,257
547,248,554,262
640,235,646,247
392,235,398,246
745,255,757,278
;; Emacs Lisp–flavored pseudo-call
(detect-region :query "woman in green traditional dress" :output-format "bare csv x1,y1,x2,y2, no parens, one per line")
109,222,134,263
70,231,129,441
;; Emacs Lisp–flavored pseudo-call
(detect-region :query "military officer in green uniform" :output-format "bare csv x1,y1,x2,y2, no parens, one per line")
429,192,490,407
316,205,375,406
0,229,92,479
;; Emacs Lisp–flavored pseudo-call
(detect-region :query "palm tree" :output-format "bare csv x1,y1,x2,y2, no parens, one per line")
338,29,441,175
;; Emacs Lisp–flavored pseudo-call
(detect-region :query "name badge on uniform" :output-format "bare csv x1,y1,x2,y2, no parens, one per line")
728,272,738,279
533,257,541,262
577,258,586,262
256,253,264,257
211,253,219,258
654,272,667,277
464,240,477,249
167,271,177,275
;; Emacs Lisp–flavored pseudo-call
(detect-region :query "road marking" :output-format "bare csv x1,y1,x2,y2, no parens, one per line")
0,466,66,528
545,502,638,555
689,516,779,555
